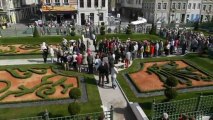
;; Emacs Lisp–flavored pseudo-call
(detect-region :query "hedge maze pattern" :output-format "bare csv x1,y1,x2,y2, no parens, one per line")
147,61,213,86
0,44,41,54
0,67,76,101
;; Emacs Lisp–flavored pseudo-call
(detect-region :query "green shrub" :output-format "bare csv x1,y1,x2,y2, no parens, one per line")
68,102,81,115
69,88,81,100
70,27,76,36
149,23,156,35
6,68,32,79
36,86,56,99
164,88,178,100
165,76,178,87
185,67,196,72
0,80,11,93
107,28,112,33
100,23,105,35
194,22,199,31
33,26,40,37
61,83,73,94
126,25,132,34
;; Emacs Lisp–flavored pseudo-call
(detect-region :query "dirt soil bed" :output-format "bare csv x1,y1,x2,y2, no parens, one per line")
0,44,58,54
0,69,78,103
129,61,213,92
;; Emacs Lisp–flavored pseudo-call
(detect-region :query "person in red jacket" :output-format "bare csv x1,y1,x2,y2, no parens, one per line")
76,53,83,72
150,43,155,57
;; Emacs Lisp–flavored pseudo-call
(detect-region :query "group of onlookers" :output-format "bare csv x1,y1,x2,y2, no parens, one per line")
40,28,212,88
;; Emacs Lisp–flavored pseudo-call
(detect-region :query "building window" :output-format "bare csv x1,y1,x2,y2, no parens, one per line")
193,3,196,9
172,3,176,9
55,0,60,6
139,0,141,4
158,3,161,9
102,0,105,7
163,3,167,9
46,0,51,5
198,3,201,9
87,0,91,7
64,0,69,5
81,13,85,25
188,3,191,9
99,13,103,21
209,5,212,11
80,0,84,7
183,3,186,9
203,5,206,11
95,0,99,7
177,3,181,9
90,13,94,22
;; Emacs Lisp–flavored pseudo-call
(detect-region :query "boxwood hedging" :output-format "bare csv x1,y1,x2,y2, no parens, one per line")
0,80,11,93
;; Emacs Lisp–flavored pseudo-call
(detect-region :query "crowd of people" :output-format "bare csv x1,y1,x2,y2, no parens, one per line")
40,28,212,89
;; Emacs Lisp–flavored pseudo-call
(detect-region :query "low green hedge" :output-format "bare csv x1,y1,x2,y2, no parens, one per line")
0,36,81,44
0,80,11,93
6,68,32,79
36,86,56,99
96,34,164,42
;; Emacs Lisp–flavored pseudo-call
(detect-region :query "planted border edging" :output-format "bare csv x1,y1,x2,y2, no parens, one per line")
0,76,88,108
124,60,213,97
0,36,81,44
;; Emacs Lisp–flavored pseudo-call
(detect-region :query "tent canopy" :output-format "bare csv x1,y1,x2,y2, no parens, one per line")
131,18,147,25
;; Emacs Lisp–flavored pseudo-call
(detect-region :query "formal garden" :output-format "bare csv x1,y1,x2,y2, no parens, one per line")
117,53,213,119
0,30,212,119
0,64,104,119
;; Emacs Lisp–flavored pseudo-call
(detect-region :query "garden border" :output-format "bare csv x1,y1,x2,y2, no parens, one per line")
0,76,88,108
123,60,213,97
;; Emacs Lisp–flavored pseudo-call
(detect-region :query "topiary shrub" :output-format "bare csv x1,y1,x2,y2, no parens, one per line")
33,26,40,37
70,27,76,36
194,21,199,31
126,24,132,34
69,88,81,100
149,23,156,35
165,76,178,88
100,22,105,35
164,88,178,100
68,102,81,115
107,28,112,33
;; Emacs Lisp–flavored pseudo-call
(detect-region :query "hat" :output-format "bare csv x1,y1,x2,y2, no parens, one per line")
163,113,169,119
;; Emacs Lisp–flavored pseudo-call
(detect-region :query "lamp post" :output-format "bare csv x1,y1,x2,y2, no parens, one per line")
95,6,102,28
171,10,175,22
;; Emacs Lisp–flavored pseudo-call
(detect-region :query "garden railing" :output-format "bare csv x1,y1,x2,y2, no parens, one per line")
11,106,113,120
151,94,213,120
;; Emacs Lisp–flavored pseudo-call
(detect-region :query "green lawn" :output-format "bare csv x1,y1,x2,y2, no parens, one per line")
97,34,164,42
117,54,213,118
0,64,102,119
0,36,80,45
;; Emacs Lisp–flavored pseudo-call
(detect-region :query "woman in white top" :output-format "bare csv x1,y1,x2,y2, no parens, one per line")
49,45,55,63
111,65,118,89
94,54,102,71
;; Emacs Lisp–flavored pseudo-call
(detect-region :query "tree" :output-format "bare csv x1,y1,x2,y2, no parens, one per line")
194,22,199,31
70,27,76,36
165,76,178,88
68,102,81,115
149,23,156,35
69,88,81,101
164,88,178,100
33,26,40,37
126,24,132,34
100,22,105,35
